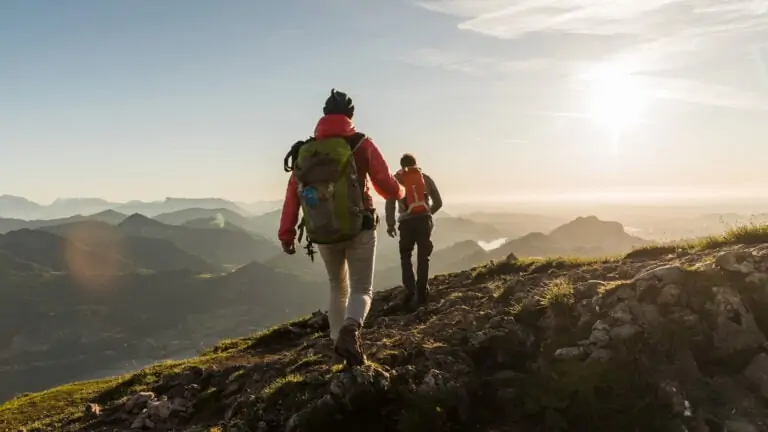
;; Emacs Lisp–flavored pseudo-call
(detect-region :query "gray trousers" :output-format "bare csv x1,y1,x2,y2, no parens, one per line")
317,229,377,342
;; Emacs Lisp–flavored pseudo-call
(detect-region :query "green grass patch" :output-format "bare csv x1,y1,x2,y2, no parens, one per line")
0,377,123,432
261,373,305,398
626,223,768,260
201,314,314,357
538,277,575,308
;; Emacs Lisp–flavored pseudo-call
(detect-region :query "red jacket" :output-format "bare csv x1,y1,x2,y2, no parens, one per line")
278,114,405,245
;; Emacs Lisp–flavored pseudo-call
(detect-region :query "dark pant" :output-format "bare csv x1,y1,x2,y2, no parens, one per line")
398,215,434,301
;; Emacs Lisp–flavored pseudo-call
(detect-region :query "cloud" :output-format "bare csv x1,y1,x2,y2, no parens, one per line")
410,0,768,111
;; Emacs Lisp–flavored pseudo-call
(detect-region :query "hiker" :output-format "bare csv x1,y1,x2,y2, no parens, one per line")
385,153,443,308
279,89,405,366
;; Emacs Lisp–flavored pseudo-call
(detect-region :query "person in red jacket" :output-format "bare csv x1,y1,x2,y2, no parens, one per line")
278,89,405,366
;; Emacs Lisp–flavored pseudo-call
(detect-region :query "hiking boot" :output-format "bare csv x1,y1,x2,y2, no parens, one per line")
334,322,366,367
400,288,415,308
415,285,429,307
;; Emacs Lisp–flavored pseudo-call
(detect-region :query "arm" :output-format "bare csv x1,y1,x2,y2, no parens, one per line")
385,198,396,228
361,137,405,201
277,175,300,246
424,174,443,215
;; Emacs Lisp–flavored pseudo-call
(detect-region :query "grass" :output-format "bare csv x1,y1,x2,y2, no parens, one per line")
261,373,305,397
0,377,123,432
201,314,314,357
625,222,768,260
0,356,221,432
538,277,575,308
470,255,619,281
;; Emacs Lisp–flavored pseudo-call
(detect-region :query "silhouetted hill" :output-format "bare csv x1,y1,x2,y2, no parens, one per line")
0,251,48,278
0,196,252,220
0,210,127,234
246,209,282,239
461,211,569,237
181,217,249,232
0,195,43,219
0,257,325,404
118,214,277,266
154,208,250,227
114,198,250,217
549,215,648,250
9,226,768,431
235,199,282,216
41,221,223,274
486,216,651,261
0,229,131,273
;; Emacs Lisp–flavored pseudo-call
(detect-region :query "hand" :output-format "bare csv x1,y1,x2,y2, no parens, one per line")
282,242,296,255
387,226,397,238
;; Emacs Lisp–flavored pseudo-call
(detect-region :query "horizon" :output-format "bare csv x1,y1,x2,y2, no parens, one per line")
2,1,767,203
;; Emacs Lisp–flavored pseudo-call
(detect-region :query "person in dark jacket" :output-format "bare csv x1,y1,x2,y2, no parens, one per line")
385,153,443,308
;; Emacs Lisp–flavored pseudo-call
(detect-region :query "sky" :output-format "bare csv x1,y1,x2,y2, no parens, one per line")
2,0,768,205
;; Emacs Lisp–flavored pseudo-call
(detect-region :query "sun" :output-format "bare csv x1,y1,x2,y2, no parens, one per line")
582,63,651,150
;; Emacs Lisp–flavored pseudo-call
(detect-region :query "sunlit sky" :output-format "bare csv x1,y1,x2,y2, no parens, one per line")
2,0,768,204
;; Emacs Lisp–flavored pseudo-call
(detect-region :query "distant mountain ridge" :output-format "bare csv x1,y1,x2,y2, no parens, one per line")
0,195,280,220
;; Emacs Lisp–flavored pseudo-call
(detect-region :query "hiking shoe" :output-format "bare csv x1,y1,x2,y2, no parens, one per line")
400,289,415,308
415,285,429,307
334,322,366,367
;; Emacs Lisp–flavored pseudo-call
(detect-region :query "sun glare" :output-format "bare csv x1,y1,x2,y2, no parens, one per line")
582,63,650,152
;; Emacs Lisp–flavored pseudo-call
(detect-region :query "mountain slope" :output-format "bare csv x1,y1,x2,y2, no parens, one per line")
5,226,768,431
118,214,277,266
37,221,222,274
154,208,251,228
0,259,325,404
0,229,132,273
0,210,128,235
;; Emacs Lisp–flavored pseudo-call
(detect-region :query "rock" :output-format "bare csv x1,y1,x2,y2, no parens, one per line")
725,419,759,432
610,324,641,340
613,283,636,300
130,410,155,430
222,381,241,398
307,310,329,330
329,364,391,405
575,280,605,300
657,284,681,306
147,399,172,420
633,265,686,285
658,380,691,417
587,348,613,363
553,346,587,360
715,251,756,274
125,392,155,413
746,272,768,286
608,302,634,324
589,320,611,347
418,369,450,393
744,353,768,398
707,286,767,357
83,403,100,418
506,252,519,263
170,397,191,413
628,302,662,328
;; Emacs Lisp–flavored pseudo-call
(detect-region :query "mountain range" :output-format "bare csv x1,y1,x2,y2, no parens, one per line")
0,196,657,404
0,195,281,220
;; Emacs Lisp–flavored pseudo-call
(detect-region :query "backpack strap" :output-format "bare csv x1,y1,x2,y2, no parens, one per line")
345,132,366,152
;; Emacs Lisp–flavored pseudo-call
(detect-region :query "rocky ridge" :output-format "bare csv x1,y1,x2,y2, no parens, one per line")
6,240,768,431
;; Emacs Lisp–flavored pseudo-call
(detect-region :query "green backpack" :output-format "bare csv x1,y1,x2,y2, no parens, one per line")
283,133,367,245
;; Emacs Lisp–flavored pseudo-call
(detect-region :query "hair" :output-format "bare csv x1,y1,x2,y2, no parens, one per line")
400,153,417,168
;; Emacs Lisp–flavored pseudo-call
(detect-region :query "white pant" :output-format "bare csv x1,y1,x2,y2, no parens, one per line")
317,229,377,342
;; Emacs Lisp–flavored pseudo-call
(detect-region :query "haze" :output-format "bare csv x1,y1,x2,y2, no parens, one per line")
2,0,767,205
